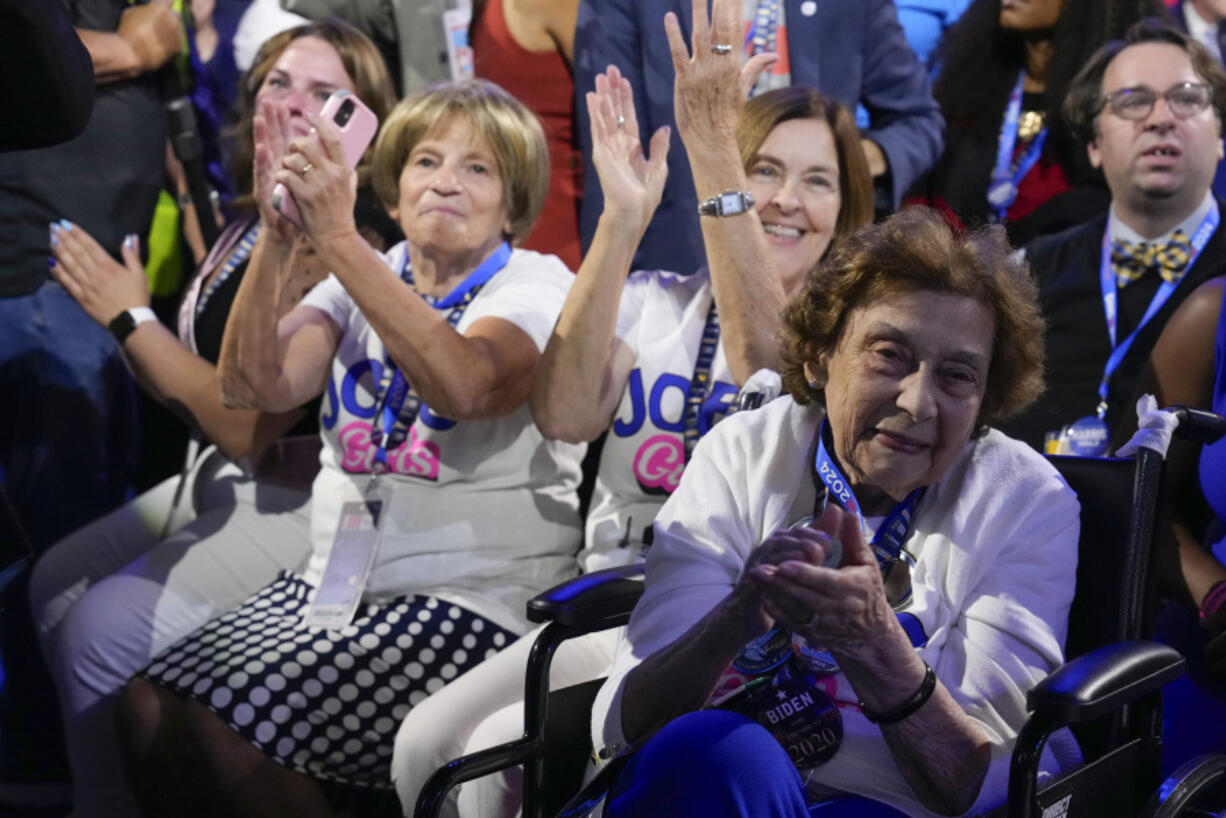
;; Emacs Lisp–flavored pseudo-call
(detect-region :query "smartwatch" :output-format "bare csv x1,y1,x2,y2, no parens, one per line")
108,307,157,345
697,190,755,217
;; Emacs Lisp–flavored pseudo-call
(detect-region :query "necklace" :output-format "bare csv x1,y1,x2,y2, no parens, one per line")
1018,109,1046,143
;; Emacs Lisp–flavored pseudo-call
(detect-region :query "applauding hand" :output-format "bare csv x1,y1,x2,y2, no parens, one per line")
749,503,897,661
49,221,150,328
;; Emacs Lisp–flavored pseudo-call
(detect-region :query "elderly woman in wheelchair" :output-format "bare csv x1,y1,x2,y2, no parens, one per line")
591,207,1083,818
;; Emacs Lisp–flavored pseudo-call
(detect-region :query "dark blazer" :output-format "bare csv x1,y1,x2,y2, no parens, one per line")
0,0,95,151
998,201,1226,450
573,0,945,273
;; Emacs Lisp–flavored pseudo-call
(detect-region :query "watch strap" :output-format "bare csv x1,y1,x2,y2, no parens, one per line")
108,306,157,345
698,190,755,217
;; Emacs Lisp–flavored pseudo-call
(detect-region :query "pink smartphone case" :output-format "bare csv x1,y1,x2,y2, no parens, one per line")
272,90,379,227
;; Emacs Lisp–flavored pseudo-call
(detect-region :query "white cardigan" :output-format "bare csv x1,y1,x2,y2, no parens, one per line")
592,397,1082,816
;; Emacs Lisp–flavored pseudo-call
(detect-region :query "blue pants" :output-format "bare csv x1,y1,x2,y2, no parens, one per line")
0,281,139,551
605,710,910,817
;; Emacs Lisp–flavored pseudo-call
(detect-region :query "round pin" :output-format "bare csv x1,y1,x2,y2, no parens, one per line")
791,634,839,676
987,179,1016,208
733,627,793,674
742,676,843,768
1065,414,1111,456
800,0,817,15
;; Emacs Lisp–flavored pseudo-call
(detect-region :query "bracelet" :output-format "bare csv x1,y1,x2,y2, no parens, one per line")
860,661,936,725
1200,579,1226,626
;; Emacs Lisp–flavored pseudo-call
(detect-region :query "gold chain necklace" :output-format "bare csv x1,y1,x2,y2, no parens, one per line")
1018,109,1046,142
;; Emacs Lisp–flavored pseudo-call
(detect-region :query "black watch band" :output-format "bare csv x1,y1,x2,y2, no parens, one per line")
108,307,156,345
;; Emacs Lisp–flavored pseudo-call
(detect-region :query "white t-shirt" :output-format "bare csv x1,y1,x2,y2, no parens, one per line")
300,244,584,633
583,268,739,571
593,397,1082,815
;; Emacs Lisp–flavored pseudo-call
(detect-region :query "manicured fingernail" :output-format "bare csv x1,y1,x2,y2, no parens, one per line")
123,234,136,251
48,256,56,268
49,225,58,246
58,219,73,231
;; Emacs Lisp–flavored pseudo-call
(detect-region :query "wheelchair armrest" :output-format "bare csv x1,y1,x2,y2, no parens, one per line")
1007,641,1185,818
527,564,646,627
1170,406,1226,445
1027,640,1185,726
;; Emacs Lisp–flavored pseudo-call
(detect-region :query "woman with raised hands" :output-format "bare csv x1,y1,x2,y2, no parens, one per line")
389,0,873,812
30,20,396,816
112,79,584,814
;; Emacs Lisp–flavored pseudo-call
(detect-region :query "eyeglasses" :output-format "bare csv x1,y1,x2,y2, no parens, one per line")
1100,82,1214,121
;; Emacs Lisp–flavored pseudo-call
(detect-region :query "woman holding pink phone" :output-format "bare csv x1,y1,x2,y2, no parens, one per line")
32,19,396,817
112,80,583,814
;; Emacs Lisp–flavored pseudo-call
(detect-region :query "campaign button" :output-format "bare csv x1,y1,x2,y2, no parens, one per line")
733,627,792,674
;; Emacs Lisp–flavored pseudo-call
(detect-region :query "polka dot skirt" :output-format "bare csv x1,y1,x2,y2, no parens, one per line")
139,571,515,789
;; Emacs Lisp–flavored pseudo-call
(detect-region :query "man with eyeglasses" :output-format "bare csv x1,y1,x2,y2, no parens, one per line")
998,21,1226,455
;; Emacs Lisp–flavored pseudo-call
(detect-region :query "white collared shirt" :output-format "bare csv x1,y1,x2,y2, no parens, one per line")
1107,190,1215,247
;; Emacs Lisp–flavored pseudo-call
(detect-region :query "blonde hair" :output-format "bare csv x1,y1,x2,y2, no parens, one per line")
372,79,550,244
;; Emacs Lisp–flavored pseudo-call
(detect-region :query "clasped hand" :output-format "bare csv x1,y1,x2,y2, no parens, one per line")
742,503,896,658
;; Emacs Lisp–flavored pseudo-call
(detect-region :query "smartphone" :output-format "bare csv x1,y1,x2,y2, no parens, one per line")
271,89,379,228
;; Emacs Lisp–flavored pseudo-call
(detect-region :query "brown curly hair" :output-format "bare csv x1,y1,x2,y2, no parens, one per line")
780,206,1045,430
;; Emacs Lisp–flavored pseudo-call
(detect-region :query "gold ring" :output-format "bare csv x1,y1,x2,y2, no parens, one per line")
300,162,313,177
711,43,733,55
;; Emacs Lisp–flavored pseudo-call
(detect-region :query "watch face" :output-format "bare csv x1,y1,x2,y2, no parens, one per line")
719,192,743,214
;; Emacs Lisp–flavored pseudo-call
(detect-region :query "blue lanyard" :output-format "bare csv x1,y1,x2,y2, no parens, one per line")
988,72,1048,222
812,420,924,567
682,302,721,462
1095,203,1219,413
370,242,512,470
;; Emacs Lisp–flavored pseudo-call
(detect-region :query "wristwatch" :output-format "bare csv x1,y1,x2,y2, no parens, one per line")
108,306,157,345
697,190,755,217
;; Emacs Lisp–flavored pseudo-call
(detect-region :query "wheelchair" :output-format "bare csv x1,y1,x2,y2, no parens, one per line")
415,407,1226,818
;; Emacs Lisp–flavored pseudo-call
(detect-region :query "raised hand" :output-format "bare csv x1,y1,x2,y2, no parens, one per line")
662,0,777,148
272,111,359,247
252,96,300,241
586,65,670,237
49,221,150,327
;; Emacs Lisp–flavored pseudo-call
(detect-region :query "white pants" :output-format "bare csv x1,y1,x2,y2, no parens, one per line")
391,624,622,818
29,445,314,818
